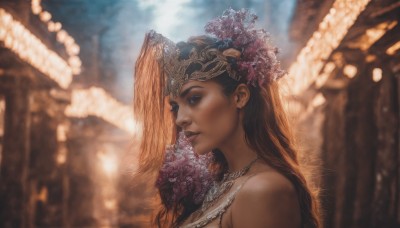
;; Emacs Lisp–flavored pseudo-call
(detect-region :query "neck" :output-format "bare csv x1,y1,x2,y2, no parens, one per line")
218,126,258,173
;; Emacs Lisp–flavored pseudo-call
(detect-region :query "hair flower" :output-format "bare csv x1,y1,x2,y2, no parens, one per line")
204,8,286,86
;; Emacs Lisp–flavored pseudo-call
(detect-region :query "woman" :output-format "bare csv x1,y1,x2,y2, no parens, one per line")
134,9,320,228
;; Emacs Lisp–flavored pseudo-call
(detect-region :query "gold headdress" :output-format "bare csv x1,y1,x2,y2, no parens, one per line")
139,9,285,99
146,30,242,97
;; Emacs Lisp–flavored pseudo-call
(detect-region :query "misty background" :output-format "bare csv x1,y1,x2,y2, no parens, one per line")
44,0,297,104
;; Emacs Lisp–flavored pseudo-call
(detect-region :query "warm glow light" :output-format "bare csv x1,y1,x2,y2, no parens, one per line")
312,93,326,107
315,62,336,88
31,0,81,75
347,21,398,51
32,0,41,6
31,0,42,15
57,124,68,142
31,5,42,15
97,151,118,177
64,36,74,47
343,64,357,78
71,67,81,75
54,22,62,31
47,21,61,32
56,146,67,165
372,68,382,82
286,0,371,96
47,21,56,31
65,87,140,135
68,56,82,68
366,54,376,62
67,43,80,55
104,199,117,210
386,41,400,55
0,9,73,88
124,118,137,134
37,187,48,203
56,30,67,42
39,11,51,22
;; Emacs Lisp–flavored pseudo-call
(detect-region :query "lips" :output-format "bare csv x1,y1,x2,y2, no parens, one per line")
184,131,200,143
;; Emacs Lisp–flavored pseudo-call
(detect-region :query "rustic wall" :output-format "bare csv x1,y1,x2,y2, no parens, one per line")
0,74,32,228
321,61,399,228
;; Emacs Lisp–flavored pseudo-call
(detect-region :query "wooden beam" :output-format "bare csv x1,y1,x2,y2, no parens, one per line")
0,75,31,227
370,2,400,18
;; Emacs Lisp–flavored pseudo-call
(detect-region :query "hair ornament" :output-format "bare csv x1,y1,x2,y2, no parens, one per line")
144,9,285,97
205,8,286,86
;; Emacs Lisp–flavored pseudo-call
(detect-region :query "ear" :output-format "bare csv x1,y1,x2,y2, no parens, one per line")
233,84,250,109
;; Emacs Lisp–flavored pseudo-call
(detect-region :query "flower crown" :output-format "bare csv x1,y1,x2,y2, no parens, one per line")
149,8,285,97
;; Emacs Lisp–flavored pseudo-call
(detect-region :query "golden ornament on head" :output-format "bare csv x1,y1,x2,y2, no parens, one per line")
222,48,241,58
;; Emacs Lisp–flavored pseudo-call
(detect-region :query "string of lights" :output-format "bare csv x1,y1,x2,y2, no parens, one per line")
31,0,81,75
287,0,371,96
0,8,73,89
65,87,140,136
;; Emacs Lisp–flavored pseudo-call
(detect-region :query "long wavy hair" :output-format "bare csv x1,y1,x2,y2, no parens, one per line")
134,34,321,227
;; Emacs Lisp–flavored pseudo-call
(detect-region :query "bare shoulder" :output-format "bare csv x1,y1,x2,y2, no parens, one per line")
231,170,301,228
243,170,296,195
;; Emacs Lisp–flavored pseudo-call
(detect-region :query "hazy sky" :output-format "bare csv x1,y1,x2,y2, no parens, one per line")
45,0,297,103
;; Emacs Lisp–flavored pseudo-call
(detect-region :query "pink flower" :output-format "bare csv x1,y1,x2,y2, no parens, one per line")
205,8,285,86
155,132,213,209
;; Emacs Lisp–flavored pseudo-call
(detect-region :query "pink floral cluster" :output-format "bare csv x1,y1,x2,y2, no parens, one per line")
205,8,285,86
155,132,213,209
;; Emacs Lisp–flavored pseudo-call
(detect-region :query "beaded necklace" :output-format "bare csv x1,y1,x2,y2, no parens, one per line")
199,157,259,214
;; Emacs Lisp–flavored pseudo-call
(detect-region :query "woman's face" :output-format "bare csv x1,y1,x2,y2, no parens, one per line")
169,80,240,155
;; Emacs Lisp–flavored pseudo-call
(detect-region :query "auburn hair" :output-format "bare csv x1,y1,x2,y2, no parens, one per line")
134,34,321,227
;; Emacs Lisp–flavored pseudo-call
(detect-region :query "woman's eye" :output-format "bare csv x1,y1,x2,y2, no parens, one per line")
188,95,201,105
170,103,179,113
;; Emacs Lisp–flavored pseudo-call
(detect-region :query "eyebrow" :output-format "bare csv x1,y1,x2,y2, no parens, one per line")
169,85,203,103
180,85,203,98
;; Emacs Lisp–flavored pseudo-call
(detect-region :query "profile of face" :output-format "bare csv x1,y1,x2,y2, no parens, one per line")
169,80,248,155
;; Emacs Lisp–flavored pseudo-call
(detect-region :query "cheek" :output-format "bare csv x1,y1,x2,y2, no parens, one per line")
193,94,238,153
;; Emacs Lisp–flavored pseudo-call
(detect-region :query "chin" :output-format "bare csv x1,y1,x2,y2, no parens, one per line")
192,143,213,156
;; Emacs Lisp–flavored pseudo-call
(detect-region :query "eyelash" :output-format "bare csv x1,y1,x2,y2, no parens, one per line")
170,95,202,113
170,103,179,113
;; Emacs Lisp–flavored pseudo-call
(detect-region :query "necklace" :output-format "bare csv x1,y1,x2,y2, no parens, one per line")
199,157,259,214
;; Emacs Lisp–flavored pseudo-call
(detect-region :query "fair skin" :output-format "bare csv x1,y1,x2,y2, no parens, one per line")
169,80,301,227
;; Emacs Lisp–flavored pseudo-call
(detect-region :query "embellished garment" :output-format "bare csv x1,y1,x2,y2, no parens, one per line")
180,174,255,228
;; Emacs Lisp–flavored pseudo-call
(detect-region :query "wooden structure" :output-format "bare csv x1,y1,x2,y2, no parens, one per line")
0,1,71,227
0,1,141,227
290,0,400,227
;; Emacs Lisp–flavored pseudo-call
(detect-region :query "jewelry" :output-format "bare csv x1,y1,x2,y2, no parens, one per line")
181,185,242,228
164,46,240,97
199,157,259,214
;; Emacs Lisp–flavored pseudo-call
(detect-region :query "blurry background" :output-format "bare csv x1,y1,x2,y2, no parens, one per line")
0,0,399,227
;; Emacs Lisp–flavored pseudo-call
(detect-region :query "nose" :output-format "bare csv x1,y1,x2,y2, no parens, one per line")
175,107,191,128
